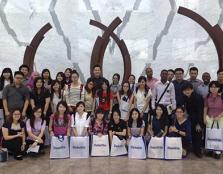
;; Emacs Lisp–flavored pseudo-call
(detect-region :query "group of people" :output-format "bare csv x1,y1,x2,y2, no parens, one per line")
0,64,222,160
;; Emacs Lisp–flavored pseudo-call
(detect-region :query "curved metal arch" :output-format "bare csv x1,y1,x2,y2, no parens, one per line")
178,6,223,69
90,17,131,83
23,23,52,74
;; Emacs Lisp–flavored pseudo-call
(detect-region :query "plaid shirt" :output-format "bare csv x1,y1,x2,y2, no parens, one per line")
89,120,108,135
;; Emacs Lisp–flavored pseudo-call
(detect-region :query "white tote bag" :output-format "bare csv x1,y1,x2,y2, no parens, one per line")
165,137,182,160
148,137,164,159
128,136,146,159
70,136,89,158
110,135,127,157
91,135,109,156
205,121,223,151
50,136,69,159
44,126,51,146
0,109,4,128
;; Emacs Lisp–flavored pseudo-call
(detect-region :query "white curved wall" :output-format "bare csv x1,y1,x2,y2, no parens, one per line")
0,0,221,82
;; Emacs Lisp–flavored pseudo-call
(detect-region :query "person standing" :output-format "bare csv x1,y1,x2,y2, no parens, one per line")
2,71,30,119
172,68,187,107
197,72,211,99
187,67,202,91
146,67,158,91
152,69,176,125
182,82,204,158
19,65,30,86
203,81,223,159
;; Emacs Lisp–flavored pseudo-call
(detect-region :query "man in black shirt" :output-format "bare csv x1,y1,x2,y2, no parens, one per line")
89,65,107,91
172,68,187,107
182,82,204,158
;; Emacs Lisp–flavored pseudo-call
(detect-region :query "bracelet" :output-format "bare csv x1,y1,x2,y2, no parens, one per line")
35,139,38,143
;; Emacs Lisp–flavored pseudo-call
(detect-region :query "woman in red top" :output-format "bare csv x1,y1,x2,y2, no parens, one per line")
95,79,113,121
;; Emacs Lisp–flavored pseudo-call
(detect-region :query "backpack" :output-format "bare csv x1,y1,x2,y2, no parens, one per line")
72,112,90,126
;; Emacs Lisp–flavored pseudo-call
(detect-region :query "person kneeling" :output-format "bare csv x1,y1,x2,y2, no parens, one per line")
26,107,46,156
89,108,108,136
2,109,26,160
169,106,192,158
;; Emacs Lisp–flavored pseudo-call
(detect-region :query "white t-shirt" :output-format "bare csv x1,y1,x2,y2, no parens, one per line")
134,89,152,113
71,112,90,136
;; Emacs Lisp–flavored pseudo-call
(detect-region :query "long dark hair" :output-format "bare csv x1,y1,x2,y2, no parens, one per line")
98,79,110,104
154,104,168,119
207,81,221,97
136,76,149,97
41,69,52,85
56,72,66,89
8,108,22,124
119,82,132,98
30,106,44,129
54,101,69,125
85,78,95,97
91,108,107,128
75,101,85,112
0,68,13,90
64,68,72,84
110,109,121,122
33,77,45,98
128,108,143,128
51,80,62,100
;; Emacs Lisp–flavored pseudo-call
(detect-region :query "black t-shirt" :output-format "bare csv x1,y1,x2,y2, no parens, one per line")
90,76,107,91
184,92,204,127
151,116,169,137
108,119,127,140
2,122,25,136
30,89,50,109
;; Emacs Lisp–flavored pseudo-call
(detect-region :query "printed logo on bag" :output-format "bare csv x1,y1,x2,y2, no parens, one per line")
130,146,142,149
94,144,107,147
114,144,124,148
167,146,180,150
72,146,86,149
53,146,66,149
207,138,222,142
150,146,163,149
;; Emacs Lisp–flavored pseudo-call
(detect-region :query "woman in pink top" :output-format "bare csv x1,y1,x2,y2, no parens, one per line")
26,106,46,155
49,101,71,137
204,81,223,159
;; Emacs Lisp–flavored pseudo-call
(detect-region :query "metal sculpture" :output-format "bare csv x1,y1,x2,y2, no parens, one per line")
23,23,52,74
90,17,131,83
178,6,223,69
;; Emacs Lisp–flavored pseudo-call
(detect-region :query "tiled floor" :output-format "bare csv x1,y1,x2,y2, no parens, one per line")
0,150,222,174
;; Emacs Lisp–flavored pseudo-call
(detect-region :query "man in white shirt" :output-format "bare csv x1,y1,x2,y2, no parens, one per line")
152,70,176,125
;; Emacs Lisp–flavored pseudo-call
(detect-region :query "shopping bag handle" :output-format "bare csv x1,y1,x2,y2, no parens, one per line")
57,135,65,142
211,120,219,129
